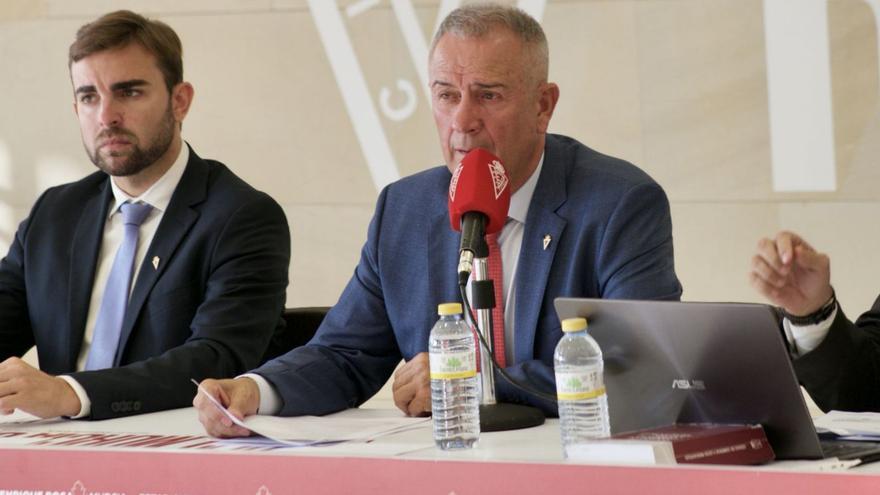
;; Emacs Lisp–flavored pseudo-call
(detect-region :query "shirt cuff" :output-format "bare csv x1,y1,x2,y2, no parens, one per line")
58,375,90,419
240,373,281,415
784,306,838,356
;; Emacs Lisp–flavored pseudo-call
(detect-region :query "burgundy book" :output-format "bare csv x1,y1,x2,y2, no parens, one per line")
612,423,775,465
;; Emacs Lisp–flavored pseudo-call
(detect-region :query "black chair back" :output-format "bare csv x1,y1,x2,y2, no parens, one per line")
261,306,329,363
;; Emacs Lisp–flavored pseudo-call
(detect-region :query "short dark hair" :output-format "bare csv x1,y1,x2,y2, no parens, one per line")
69,10,183,92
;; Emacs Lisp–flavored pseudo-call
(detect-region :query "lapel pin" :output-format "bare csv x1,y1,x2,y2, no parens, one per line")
152,256,160,270
543,234,552,251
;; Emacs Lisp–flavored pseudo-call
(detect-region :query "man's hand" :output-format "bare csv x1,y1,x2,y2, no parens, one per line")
750,231,833,316
193,377,260,438
392,352,432,417
0,357,81,418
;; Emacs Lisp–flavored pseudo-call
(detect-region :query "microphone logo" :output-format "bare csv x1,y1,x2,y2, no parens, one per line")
489,159,509,199
449,161,464,202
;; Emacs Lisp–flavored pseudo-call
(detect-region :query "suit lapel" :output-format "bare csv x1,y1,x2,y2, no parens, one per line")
67,180,113,369
114,150,207,364
513,138,568,364
427,210,461,314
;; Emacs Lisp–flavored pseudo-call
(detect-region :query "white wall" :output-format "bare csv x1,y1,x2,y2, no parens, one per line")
2,0,878,344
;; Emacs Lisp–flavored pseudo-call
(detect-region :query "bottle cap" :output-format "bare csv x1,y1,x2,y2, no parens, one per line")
561,317,588,332
437,302,463,316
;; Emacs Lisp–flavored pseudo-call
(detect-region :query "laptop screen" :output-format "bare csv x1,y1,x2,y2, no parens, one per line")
553,297,823,459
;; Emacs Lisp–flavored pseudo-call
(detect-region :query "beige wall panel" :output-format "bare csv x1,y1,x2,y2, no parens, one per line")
635,0,773,202
172,11,380,205
674,199,880,313
0,19,94,254
839,114,880,198
777,202,880,315
545,1,645,166
43,1,276,17
829,0,880,199
271,1,309,9
0,1,46,20
343,4,444,179
0,0,879,334
283,204,374,306
672,202,779,303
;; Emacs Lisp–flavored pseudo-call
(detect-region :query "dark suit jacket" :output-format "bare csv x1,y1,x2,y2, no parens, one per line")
794,296,880,412
0,147,290,419
255,134,682,416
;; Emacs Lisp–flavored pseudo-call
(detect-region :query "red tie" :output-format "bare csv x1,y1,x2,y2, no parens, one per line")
486,232,506,367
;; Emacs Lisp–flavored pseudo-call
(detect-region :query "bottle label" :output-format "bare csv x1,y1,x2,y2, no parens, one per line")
430,350,477,380
555,370,606,401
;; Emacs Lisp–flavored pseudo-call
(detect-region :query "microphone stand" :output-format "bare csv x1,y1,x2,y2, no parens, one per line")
469,236,544,432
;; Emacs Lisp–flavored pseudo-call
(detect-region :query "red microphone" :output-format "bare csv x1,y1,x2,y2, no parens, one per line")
448,149,511,284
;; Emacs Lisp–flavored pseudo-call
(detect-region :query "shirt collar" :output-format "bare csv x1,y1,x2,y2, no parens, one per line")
108,143,189,219
507,152,544,224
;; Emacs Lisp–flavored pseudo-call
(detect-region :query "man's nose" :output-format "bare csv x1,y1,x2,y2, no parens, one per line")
98,98,122,128
451,95,482,134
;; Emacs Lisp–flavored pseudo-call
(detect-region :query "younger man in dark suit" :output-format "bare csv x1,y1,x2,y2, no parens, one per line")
0,10,290,419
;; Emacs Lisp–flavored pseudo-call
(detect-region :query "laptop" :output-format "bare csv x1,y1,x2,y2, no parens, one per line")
554,297,880,461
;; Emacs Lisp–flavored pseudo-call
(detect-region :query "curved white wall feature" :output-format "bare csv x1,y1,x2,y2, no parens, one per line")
379,79,418,122
763,0,837,192
309,0,401,191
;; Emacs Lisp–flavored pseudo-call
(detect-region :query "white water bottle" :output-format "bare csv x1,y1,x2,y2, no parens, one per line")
554,317,610,457
429,302,480,450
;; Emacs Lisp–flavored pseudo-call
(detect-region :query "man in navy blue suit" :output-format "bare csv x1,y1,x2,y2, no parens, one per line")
0,11,289,420
195,3,680,437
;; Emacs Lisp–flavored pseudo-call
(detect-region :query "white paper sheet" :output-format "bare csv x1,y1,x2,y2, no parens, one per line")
0,409,50,425
814,411,880,438
193,380,430,447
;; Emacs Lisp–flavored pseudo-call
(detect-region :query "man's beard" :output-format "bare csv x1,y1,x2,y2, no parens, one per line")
88,103,175,177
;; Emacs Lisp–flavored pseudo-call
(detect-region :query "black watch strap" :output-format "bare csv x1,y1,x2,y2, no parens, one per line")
782,289,837,326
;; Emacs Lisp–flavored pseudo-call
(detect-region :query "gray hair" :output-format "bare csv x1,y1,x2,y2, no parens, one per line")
430,3,549,82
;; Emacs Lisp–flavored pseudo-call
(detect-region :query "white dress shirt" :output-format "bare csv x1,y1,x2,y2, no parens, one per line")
496,154,543,365
60,144,189,418
249,154,546,415
783,306,838,357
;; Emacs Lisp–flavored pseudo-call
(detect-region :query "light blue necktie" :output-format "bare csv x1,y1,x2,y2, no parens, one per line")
85,201,153,371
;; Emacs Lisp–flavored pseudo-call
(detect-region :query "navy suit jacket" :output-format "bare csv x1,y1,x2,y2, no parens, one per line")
256,134,681,416
794,297,880,412
0,147,290,419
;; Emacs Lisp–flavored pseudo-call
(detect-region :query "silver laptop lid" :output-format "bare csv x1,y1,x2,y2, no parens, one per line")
553,297,823,459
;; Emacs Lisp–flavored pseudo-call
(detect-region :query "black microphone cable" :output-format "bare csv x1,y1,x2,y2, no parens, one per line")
458,283,558,403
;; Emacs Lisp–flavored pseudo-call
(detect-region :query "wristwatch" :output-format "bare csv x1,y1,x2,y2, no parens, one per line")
782,289,837,326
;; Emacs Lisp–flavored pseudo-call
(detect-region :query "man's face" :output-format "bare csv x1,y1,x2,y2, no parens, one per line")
71,43,178,177
429,29,556,191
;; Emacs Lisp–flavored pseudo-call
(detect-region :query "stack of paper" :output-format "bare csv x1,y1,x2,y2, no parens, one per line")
242,413,431,447
815,411,880,441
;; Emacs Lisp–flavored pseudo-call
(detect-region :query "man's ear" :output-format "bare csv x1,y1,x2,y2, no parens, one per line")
171,82,194,123
536,82,559,134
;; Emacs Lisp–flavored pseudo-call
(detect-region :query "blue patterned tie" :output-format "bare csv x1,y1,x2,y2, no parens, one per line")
85,201,153,370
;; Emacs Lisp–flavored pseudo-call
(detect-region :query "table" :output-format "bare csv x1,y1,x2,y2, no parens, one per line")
1,406,879,495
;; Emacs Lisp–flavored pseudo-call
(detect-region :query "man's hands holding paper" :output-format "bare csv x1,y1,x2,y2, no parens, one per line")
193,377,261,438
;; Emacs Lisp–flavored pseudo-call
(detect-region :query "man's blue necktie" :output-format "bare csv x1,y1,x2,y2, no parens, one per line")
85,201,153,371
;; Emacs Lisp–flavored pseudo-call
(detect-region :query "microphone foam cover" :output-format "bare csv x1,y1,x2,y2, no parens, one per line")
448,148,511,235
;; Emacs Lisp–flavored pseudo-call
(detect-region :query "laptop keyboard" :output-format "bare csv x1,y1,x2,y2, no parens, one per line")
820,439,880,463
